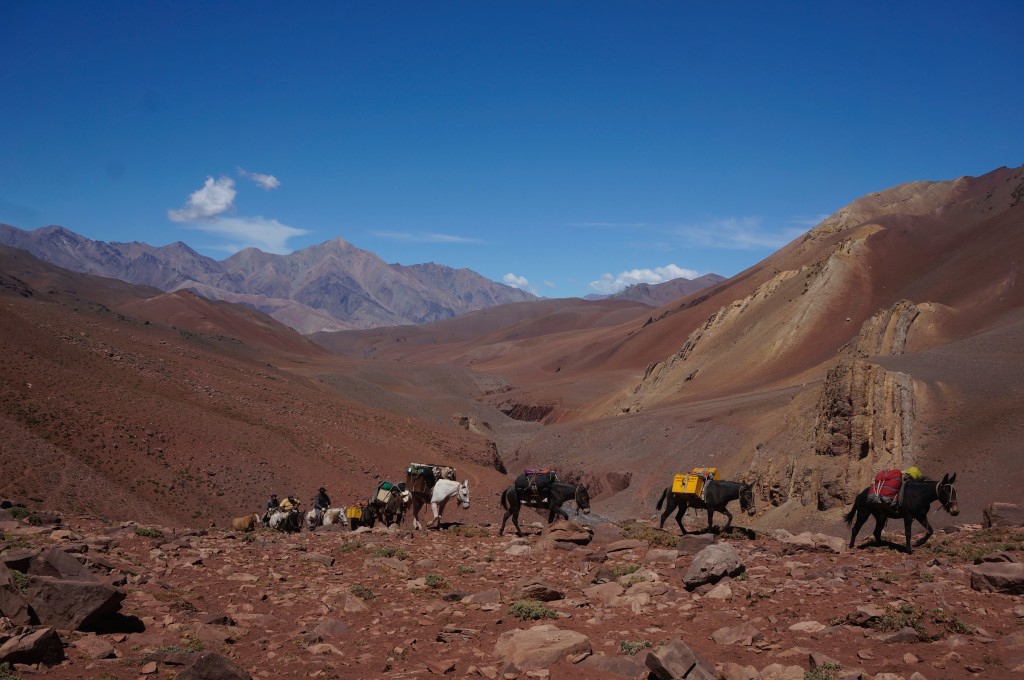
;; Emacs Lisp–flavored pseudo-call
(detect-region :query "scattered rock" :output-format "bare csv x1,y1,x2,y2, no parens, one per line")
969,562,1024,594
174,651,252,679
24,575,126,629
982,502,1024,528
494,624,591,670
683,543,744,589
72,634,116,659
0,627,65,666
645,637,717,680
509,577,563,602
711,623,764,647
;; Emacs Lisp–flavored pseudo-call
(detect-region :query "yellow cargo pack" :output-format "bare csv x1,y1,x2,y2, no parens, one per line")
346,505,363,520
671,467,719,495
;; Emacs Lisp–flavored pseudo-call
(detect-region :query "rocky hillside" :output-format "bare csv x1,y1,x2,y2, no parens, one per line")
1,504,1022,679
0,226,536,333
0,245,508,528
309,166,1024,532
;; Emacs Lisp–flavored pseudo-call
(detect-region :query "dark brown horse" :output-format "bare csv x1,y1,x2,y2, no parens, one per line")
844,473,959,553
656,480,756,534
499,481,590,536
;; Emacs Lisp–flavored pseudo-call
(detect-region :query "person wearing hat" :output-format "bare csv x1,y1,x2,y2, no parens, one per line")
312,486,331,529
278,495,299,512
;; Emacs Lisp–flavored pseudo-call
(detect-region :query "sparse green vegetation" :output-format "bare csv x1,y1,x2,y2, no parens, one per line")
8,507,41,525
134,526,165,539
449,525,490,538
507,599,558,621
9,570,30,594
619,639,652,655
152,634,205,654
616,520,679,548
350,584,376,601
611,563,641,577
919,526,1024,563
456,564,475,575
870,604,974,639
371,546,408,560
805,663,842,680
0,662,21,680
424,573,450,590
338,541,362,554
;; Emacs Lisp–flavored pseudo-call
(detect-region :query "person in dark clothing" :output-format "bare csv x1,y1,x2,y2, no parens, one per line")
262,493,280,526
312,487,330,528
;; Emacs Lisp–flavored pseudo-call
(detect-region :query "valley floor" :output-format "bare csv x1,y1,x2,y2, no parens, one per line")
1,512,1023,679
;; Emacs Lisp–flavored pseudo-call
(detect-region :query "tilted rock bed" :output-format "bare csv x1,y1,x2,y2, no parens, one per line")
0,515,1022,679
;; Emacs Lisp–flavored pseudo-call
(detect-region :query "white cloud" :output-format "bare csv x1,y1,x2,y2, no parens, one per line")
588,263,700,294
671,217,803,250
168,176,236,222
370,230,482,244
503,272,530,290
238,168,281,190
183,216,309,254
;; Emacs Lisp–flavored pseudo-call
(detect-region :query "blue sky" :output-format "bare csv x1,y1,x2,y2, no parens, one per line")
2,2,1021,298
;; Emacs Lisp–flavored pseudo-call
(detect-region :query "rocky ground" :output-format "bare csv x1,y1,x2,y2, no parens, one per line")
2,507,1023,680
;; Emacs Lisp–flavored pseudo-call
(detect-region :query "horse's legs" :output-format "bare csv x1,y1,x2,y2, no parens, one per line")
675,501,688,535
716,506,734,532
412,498,423,530
910,512,934,551
872,514,886,545
429,497,449,529
658,497,675,530
848,505,871,548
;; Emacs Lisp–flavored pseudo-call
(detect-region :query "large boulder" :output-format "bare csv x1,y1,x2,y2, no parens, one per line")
545,519,593,545
969,562,1024,595
0,627,65,666
645,638,717,680
509,577,564,602
0,565,33,625
494,624,591,670
983,502,1024,528
683,543,744,590
173,651,252,679
24,575,126,629
27,546,95,580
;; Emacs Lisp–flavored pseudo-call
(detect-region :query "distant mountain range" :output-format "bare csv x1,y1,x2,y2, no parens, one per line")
0,225,538,332
591,274,727,306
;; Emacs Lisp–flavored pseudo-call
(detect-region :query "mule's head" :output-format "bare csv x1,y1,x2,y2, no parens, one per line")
938,473,959,516
457,480,470,509
739,484,757,516
575,485,591,515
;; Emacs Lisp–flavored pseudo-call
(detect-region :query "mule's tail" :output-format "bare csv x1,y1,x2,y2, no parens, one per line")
500,488,509,510
842,492,861,525
656,488,667,510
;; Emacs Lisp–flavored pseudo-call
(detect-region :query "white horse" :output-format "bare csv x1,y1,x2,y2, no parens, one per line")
410,479,470,530
305,507,346,530
268,509,302,532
